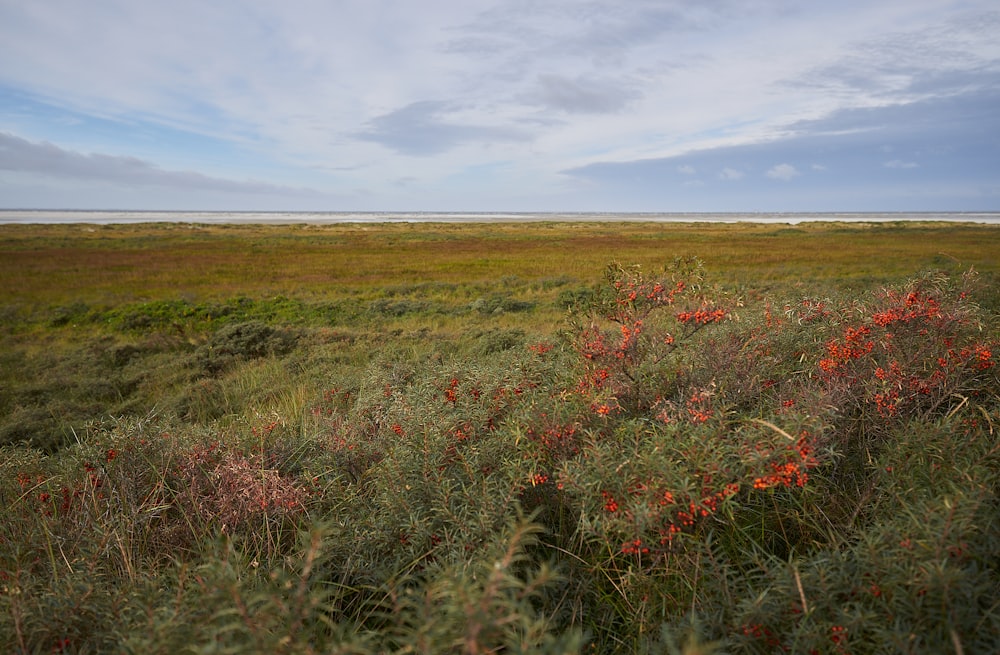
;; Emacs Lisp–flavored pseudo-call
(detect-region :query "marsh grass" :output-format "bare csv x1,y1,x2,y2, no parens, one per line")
1,222,999,653
2,221,998,306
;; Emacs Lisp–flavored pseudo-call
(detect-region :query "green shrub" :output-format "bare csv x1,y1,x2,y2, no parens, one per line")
470,294,535,315
197,320,299,375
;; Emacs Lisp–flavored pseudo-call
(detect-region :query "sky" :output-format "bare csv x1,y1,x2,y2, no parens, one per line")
0,0,998,212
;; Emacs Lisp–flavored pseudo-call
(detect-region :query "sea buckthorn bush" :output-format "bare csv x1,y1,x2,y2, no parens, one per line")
1,261,997,654
813,271,994,439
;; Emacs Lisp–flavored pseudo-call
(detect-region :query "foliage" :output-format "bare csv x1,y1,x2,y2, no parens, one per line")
1,241,999,652
197,320,300,375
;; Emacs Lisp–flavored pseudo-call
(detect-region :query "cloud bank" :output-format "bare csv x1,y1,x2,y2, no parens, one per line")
0,132,318,195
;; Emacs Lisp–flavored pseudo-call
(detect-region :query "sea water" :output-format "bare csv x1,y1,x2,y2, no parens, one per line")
1,210,999,225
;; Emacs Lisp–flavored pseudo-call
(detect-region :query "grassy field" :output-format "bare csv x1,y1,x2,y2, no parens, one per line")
1,221,999,653
2,221,998,305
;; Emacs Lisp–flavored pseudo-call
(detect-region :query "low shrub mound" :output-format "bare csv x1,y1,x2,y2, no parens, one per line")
197,320,300,375
1,260,997,653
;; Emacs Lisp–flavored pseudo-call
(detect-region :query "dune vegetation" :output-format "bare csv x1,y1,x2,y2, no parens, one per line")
1,220,999,653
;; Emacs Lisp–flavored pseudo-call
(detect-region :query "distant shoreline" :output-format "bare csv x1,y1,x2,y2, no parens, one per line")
1,209,999,225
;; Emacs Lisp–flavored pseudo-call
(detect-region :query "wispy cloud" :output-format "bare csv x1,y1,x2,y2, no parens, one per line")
786,9,1000,103
529,74,639,114
355,101,530,156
